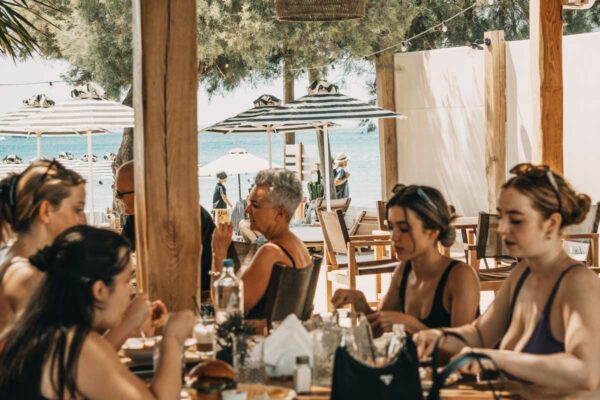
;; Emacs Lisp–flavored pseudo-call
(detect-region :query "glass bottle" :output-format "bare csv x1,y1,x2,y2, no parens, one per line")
213,259,244,324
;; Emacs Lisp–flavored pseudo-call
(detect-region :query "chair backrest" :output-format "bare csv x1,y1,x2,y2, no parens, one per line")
318,209,350,254
348,209,380,236
262,255,322,323
376,200,387,230
563,202,600,236
318,197,352,214
475,212,511,260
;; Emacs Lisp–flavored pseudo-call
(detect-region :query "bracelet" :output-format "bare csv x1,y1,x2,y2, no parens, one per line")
208,270,221,277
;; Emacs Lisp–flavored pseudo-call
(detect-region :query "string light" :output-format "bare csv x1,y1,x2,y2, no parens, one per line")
441,23,448,33
0,80,68,87
400,41,408,52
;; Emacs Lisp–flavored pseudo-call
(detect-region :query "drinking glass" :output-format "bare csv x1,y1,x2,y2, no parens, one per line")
193,319,216,359
232,334,266,384
312,325,342,386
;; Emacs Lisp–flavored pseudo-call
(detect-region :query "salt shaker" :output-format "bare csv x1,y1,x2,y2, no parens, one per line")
293,356,311,394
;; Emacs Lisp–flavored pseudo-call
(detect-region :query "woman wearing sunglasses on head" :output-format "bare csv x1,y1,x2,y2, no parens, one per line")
331,185,480,336
414,164,600,398
0,160,162,347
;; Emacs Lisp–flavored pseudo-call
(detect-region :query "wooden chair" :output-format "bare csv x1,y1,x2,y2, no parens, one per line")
318,209,397,311
473,212,517,291
375,200,388,230
348,209,380,236
563,202,600,267
316,197,352,215
262,255,322,325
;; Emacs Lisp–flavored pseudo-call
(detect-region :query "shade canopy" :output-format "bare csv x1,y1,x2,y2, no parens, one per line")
202,94,335,168
249,80,406,211
249,81,404,125
199,148,281,177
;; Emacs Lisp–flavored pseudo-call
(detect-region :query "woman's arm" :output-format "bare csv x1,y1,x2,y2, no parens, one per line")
210,222,233,302
448,263,480,327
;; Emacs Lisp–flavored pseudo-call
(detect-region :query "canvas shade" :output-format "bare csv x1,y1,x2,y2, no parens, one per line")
0,95,107,157
202,94,335,168
9,85,134,223
249,81,406,210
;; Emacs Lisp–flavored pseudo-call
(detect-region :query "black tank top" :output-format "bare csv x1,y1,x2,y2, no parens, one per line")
398,260,461,329
506,263,582,354
245,243,298,319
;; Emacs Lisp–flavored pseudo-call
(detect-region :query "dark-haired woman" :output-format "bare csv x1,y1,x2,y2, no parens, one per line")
0,225,195,399
415,164,600,397
332,185,480,335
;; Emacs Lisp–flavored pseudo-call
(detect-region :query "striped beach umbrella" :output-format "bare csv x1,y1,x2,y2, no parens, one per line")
202,94,335,168
9,84,134,222
0,94,107,157
249,80,406,210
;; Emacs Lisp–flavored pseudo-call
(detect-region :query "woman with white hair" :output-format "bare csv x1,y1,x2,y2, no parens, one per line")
211,169,312,318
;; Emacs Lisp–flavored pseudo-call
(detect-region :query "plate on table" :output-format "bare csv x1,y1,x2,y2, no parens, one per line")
237,384,295,400
123,337,197,364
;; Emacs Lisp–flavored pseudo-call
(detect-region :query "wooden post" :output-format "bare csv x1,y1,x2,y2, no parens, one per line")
375,51,398,201
132,0,201,310
283,60,295,145
484,31,506,212
530,0,564,173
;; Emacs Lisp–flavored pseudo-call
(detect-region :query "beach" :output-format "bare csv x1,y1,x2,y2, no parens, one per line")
0,127,382,212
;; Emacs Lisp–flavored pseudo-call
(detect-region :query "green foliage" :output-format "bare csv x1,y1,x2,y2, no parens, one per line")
0,0,58,59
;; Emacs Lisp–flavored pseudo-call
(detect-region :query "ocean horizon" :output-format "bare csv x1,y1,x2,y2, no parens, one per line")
0,127,383,212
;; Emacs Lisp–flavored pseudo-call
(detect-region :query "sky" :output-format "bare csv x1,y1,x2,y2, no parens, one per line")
0,56,373,128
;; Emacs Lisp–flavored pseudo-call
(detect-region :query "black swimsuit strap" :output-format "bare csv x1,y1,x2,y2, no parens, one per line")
506,267,531,327
429,260,461,312
542,263,583,315
398,261,412,313
273,242,297,269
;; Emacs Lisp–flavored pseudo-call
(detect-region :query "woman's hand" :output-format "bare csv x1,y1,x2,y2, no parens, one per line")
413,329,444,361
121,294,152,332
163,310,195,346
451,347,496,375
331,289,366,308
212,222,233,262
140,300,169,336
366,311,409,332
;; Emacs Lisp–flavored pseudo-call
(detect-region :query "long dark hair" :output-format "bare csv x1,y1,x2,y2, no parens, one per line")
387,185,456,248
0,225,130,398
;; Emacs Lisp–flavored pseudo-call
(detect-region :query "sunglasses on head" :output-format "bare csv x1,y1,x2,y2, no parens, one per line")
115,189,135,199
32,159,58,203
510,163,562,213
396,185,438,211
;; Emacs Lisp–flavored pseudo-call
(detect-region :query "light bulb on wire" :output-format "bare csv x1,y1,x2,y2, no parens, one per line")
441,23,448,33
400,41,408,52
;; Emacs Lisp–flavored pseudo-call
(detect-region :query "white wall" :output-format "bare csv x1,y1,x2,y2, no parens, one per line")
394,31,600,216
394,46,487,216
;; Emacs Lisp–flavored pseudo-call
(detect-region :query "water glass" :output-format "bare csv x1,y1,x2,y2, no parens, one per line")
312,326,342,386
233,334,266,384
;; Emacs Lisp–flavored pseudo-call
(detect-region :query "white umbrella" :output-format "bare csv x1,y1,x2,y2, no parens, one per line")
249,80,406,211
9,83,134,224
202,94,335,168
199,148,281,199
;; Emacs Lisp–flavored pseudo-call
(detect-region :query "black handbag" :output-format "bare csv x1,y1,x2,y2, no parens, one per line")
331,334,423,400
427,332,506,400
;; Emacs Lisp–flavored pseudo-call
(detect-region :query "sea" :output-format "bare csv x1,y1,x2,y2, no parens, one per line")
0,127,382,212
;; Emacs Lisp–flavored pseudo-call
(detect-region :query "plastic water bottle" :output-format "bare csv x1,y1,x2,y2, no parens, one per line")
214,259,244,324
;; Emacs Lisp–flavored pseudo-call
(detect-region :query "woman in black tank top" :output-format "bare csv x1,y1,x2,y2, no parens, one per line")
332,185,480,336
212,170,312,318
414,164,600,396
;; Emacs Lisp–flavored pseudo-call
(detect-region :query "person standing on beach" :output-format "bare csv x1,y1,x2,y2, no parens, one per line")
115,161,136,250
213,171,233,214
333,152,351,199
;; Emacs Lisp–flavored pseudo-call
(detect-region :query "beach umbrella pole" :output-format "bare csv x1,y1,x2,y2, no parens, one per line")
324,123,331,211
268,128,273,168
36,133,41,159
87,130,95,225
238,174,242,200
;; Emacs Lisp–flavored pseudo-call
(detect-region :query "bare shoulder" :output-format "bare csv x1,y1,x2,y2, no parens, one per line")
3,257,39,284
559,266,600,303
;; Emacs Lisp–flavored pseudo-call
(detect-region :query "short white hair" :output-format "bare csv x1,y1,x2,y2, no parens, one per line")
254,169,303,222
